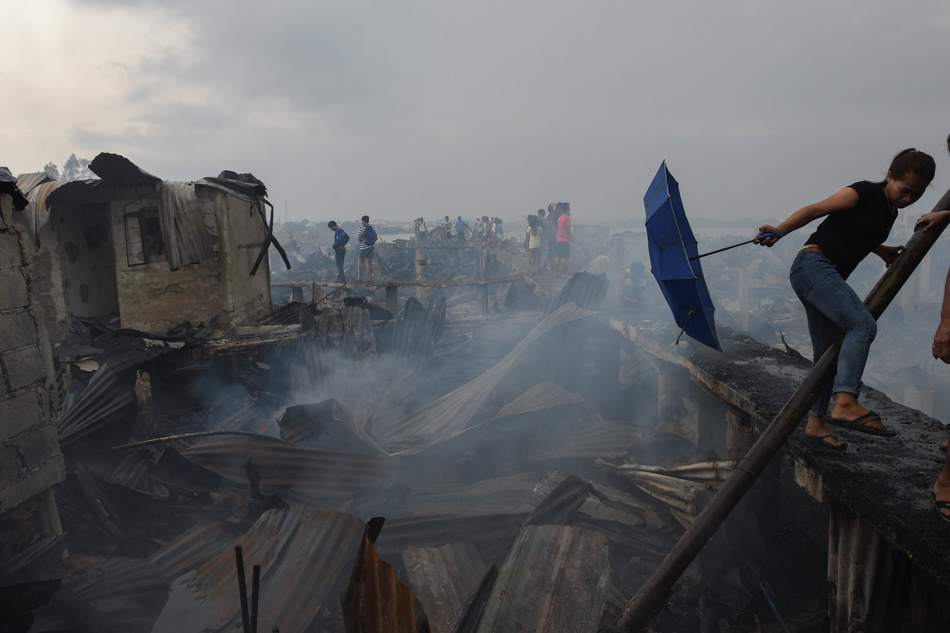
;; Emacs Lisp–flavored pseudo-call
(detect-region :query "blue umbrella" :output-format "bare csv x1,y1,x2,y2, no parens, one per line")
643,161,723,351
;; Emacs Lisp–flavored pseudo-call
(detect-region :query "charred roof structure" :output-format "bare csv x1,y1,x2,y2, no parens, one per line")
15,154,286,339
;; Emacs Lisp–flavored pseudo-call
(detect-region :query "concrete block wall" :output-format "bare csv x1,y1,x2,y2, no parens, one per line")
0,194,65,517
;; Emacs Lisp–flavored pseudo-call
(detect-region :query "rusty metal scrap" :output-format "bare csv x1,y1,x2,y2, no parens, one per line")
375,302,596,454
152,507,367,633
180,436,391,506
402,543,489,633
343,524,431,633
473,525,611,633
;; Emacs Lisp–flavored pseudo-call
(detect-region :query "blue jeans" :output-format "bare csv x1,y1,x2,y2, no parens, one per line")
788,252,877,417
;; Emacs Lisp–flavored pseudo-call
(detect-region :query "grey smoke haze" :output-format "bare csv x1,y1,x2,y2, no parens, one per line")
4,0,950,223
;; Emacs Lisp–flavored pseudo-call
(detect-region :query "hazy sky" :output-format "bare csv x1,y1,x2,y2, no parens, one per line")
3,0,949,225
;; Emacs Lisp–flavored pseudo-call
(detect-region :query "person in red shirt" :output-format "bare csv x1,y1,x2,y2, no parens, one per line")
554,204,572,278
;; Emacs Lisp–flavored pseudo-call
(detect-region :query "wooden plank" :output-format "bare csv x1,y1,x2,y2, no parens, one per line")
271,274,523,289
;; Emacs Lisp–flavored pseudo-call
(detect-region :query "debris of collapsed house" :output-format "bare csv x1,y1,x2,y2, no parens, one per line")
7,201,920,632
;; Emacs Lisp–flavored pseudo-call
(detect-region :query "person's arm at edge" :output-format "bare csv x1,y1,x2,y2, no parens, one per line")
755,186,860,247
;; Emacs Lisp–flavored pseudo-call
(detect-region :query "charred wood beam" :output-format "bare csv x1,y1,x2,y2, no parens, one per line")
271,273,523,289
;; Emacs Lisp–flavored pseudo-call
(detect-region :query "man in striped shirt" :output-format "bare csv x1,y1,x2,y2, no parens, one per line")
356,215,377,282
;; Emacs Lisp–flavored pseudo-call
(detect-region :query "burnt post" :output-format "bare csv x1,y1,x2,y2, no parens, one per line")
235,545,251,633
416,247,428,306
609,220,948,633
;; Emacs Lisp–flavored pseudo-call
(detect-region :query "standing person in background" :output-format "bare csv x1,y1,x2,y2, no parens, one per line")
554,203,572,277
495,218,504,249
357,214,378,282
537,208,548,270
526,214,543,273
443,215,453,240
327,221,349,282
756,148,935,448
547,205,560,274
456,216,468,241
915,133,950,523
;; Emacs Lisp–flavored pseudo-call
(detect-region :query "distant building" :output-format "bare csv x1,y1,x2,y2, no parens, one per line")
16,153,284,339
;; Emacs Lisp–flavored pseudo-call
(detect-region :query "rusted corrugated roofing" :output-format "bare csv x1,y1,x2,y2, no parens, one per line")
277,400,386,455
58,364,136,448
152,507,367,633
180,436,392,506
488,381,586,420
547,271,608,314
372,514,527,566
156,180,215,270
343,524,430,633
375,303,596,454
472,524,611,632
402,543,489,633
32,555,169,632
402,473,542,517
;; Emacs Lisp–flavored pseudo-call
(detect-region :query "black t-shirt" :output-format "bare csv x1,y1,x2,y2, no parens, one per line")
805,180,895,279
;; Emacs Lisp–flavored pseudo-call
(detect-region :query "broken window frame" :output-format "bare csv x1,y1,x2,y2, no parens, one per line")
123,199,166,266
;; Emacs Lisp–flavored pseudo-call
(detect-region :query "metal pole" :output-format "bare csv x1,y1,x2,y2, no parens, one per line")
235,545,251,633
251,564,261,633
610,221,946,633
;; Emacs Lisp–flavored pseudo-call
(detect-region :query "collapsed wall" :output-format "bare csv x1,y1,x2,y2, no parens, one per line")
0,184,64,529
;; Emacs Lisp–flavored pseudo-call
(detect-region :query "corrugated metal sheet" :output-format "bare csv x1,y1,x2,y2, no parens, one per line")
152,507,368,633
58,364,136,448
343,524,430,633
402,543,488,633
16,177,67,245
546,271,608,314
277,400,386,454
180,436,392,506
473,525,611,633
32,555,168,632
402,473,542,517
148,518,234,582
827,503,950,632
489,381,586,420
372,514,527,566
390,297,447,358
375,303,596,454
155,180,215,271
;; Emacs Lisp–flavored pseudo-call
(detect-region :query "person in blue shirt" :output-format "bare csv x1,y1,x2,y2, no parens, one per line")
455,216,468,242
327,221,349,282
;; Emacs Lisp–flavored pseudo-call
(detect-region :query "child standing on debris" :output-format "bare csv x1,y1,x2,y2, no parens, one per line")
328,221,349,282
526,214,543,273
756,148,935,448
357,215,378,282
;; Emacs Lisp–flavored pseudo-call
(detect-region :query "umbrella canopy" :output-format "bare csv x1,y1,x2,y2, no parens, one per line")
643,161,722,352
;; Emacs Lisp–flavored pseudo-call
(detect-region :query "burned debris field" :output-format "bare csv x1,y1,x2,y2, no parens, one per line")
4,162,950,633
4,253,828,632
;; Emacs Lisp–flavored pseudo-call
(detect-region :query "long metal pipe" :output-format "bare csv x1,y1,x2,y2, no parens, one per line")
609,218,947,633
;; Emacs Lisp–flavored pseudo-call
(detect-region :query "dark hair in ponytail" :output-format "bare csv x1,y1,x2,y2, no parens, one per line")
885,148,935,184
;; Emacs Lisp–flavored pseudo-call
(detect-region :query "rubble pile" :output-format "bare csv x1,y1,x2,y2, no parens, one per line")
2,242,832,633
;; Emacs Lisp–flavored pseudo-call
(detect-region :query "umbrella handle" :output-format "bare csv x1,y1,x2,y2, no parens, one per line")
674,311,695,345
688,230,789,261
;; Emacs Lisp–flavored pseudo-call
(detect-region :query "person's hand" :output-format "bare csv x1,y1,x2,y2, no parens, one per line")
754,225,783,247
876,245,905,267
915,210,950,232
934,318,950,363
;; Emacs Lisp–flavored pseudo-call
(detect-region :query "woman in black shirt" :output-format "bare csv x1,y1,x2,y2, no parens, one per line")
757,148,935,448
